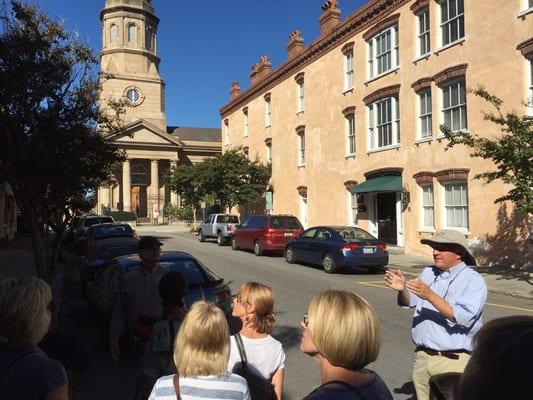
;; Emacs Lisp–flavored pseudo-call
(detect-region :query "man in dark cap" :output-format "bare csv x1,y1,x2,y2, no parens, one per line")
109,236,166,362
384,229,487,400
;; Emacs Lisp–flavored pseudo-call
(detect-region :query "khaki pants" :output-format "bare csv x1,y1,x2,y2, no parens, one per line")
413,350,470,400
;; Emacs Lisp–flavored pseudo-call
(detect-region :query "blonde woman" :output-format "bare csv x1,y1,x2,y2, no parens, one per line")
0,277,68,400
300,290,393,400
148,301,250,399
228,282,285,400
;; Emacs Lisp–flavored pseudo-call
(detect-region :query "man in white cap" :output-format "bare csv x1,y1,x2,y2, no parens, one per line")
385,229,487,400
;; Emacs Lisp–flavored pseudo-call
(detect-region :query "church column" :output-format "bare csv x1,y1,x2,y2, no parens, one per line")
122,159,131,212
151,159,159,213
170,160,178,207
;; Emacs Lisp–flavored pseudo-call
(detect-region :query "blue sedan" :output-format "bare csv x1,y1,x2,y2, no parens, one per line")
284,226,389,273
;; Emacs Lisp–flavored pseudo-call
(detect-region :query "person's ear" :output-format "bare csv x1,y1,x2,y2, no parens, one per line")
246,303,255,314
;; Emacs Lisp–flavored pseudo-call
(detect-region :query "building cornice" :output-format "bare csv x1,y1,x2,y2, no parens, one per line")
435,168,469,183
433,64,468,86
411,77,432,92
220,0,411,117
100,48,161,65
365,167,403,178
413,171,434,184
362,13,400,41
363,84,401,104
100,5,159,23
410,0,429,15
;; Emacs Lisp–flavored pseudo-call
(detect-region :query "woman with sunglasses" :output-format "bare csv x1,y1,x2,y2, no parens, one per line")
0,277,68,400
300,290,393,400
228,282,285,400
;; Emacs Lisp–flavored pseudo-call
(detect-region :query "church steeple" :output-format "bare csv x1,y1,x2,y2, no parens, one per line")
99,0,167,130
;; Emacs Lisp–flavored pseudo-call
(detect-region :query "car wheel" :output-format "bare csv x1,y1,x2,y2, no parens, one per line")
285,247,296,264
198,230,205,242
322,253,337,273
217,231,225,246
231,236,239,250
254,240,263,256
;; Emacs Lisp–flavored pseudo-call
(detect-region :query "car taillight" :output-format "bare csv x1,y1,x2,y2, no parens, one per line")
340,243,361,251
264,228,275,238
377,243,387,251
217,289,231,302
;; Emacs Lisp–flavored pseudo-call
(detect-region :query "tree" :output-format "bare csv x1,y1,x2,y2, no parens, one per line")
0,2,125,280
441,87,533,215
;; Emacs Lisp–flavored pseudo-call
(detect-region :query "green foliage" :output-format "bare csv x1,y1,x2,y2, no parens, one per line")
0,1,126,279
166,148,271,212
104,211,136,221
176,206,193,222
441,86,533,215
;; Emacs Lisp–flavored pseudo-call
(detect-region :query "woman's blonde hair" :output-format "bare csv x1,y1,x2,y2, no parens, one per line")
173,301,229,377
238,282,276,334
307,290,380,370
0,277,52,344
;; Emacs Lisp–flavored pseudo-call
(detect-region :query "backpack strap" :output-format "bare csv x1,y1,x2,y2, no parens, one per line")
234,333,248,367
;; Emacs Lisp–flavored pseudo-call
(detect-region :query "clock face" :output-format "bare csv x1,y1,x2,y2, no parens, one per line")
126,88,141,103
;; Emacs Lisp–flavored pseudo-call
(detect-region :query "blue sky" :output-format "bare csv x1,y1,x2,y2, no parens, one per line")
33,0,367,128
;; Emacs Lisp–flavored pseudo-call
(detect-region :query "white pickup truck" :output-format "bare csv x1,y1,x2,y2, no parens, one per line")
198,214,240,246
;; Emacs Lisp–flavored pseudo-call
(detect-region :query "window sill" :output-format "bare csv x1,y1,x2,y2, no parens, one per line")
343,87,354,95
297,164,306,169
412,53,431,64
345,154,356,160
415,137,433,145
367,144,401,154
364,67,400,85
518,7,533,18
418,228,436,234
434,38,465,56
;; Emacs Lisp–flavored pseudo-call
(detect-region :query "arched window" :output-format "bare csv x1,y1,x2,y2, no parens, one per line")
110,24,118,43
131,164,147,185
127,24,137,44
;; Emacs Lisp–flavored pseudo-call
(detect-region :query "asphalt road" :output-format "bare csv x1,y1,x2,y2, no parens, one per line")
72,229,533,400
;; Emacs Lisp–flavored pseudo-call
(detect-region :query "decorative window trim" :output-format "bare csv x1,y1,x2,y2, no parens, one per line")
294,72,305,82
343,180,358,190
365,167,403,179
123,86,145,106
363,84,401,105
419,182,435,230
435,168,469,183
297,186,308,197
296,125,306,135
264,137,272,145
363,13,400,41
263,92,271,101
433,64,468,86
413,171,434,184
517,37,533,58
342,106,356,117
341,41,355,54
411,77,432,92
410,0,430,14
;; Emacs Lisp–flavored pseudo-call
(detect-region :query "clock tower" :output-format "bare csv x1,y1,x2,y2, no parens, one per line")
99,0,166,130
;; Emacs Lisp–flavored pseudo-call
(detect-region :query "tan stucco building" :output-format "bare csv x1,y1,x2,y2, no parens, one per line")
220,0,533,259
97,0,221,218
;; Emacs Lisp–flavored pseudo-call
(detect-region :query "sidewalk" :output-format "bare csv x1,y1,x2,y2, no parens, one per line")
1,233,532,300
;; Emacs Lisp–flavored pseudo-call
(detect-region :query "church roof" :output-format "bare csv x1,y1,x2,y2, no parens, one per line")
168,126,221,143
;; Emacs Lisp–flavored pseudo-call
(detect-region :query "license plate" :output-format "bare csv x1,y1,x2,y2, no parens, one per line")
363,247,375,254
284,232,292,237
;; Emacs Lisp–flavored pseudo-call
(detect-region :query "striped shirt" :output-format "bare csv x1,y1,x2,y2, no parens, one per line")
148,373,250,400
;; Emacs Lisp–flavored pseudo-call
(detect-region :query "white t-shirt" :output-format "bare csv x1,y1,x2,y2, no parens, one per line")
228,334,286,380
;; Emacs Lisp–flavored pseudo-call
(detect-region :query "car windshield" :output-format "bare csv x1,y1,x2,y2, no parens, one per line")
85,217,114,227
88,244,138,262
334,227,376,240
125,258,218,286
217,215,239,223
270,216,302,230
90,224,133,238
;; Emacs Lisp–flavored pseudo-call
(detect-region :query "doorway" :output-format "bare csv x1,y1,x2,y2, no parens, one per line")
376,192,397,244
131,186,147,218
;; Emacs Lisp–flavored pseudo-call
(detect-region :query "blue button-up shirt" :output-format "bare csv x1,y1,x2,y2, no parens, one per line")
406,262,487,351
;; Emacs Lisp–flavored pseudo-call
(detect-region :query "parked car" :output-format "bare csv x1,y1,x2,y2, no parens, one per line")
231,214,303,256
198,214,240,245
72,215,115,247
284,226,389,273
86,251,232,317
65,215,83,245
84,222,137,250
80,237,140,296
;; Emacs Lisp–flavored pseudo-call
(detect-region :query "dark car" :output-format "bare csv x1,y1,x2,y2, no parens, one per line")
72,215,115,247
86,251,232,316
284,226,389,273
231,214,304,256
82,222,137,256
80,236,140,296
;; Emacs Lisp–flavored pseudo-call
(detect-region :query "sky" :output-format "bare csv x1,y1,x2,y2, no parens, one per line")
31,0,368,128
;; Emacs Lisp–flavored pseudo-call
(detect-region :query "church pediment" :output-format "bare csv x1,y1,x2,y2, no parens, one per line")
105,119,183,148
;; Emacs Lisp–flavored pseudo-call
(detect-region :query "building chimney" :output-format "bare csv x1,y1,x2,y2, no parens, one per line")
319,0,341,36
249,63,260,86
230,81,240,100
257,55,272,79
287,30,304,59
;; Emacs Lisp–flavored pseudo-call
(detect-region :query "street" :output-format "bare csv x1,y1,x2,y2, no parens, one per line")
70,229,533,400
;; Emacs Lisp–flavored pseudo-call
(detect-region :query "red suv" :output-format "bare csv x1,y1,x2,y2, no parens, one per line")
231,215,304,256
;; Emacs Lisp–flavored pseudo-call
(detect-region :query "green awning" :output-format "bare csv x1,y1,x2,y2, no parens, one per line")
349,176,402,194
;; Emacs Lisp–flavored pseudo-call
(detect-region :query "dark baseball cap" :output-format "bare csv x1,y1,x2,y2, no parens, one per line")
138,236,163,250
